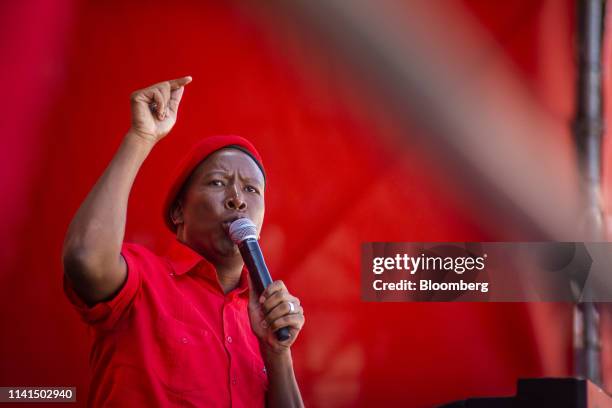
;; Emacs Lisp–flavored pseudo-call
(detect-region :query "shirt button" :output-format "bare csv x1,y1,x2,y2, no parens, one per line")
181,337,188,344
227,336,233,344
169,272,175,277
231,378,237,385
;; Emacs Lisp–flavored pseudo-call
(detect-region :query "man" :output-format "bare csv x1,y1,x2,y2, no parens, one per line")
62,76,305,407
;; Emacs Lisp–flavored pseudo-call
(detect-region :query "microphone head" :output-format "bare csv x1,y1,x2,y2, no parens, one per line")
228,218,258,244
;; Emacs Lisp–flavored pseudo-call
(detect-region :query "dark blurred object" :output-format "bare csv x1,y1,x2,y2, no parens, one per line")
573,0,607,387
439,378,612,408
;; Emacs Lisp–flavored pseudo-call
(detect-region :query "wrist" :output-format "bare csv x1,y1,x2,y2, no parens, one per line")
260,343,292,365
125,128,158,147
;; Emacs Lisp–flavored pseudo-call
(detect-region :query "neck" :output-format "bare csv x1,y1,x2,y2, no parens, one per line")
176,230,244,294
212,254,244,294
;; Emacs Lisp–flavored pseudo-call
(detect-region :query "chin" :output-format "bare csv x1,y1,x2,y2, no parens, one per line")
215,239,241,258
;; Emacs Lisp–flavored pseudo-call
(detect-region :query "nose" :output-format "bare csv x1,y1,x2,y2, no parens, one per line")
224,187,247,211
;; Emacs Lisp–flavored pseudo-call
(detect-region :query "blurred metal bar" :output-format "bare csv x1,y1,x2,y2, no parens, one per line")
575,0,606,239
573,0,606,387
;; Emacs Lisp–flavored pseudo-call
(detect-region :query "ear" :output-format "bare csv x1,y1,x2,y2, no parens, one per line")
170,200,185,227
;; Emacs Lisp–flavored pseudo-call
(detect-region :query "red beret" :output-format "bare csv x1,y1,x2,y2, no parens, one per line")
163,135,265,233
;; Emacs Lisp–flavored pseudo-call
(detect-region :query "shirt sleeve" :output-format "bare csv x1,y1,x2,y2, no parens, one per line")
62,242,147,331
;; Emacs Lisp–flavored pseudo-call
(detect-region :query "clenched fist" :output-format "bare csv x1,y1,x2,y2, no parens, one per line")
129,76,192,144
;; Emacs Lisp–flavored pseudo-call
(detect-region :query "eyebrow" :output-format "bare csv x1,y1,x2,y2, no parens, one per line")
203,170,229,177
202,170,264,186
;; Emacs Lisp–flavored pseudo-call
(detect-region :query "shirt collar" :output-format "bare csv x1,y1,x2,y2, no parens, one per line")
164,238,250,298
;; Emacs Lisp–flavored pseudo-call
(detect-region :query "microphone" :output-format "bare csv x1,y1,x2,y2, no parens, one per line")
228,218,291,342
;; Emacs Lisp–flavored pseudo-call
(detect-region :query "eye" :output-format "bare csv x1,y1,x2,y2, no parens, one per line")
208,180,225,187
245,185,259,194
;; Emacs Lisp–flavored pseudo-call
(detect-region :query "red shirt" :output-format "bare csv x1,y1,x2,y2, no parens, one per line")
63,239,268,407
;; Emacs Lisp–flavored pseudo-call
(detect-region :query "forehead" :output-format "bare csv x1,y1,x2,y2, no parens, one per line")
192,148,265,183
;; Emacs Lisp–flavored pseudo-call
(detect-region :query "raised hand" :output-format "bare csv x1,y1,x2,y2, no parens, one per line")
129,76,192,144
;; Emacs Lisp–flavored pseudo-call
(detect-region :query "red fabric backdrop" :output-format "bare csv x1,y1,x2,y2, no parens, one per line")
1,1,610,406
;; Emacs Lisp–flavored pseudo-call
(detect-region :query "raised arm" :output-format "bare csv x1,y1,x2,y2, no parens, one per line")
62,76,192,305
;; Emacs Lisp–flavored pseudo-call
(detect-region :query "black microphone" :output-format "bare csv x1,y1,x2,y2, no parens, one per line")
228,218,291,341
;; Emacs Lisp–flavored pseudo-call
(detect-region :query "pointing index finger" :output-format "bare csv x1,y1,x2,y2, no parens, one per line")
168,76,193,90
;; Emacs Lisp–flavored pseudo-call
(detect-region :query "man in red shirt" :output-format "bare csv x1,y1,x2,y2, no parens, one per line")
62,76,305,407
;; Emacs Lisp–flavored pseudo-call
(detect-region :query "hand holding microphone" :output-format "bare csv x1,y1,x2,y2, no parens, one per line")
228,218,305,349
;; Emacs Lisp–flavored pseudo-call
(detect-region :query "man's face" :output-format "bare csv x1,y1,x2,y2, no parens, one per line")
173,148,265,261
